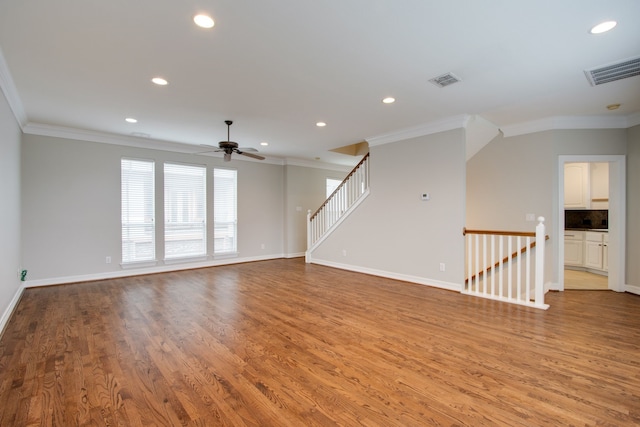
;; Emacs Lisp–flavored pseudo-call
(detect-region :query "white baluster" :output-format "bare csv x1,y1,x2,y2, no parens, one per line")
535,217,546,307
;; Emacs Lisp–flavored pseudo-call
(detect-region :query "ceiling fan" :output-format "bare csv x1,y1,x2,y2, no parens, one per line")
198,120,265,162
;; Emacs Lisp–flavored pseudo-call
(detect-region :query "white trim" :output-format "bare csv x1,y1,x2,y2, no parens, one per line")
285,252,305,259
461,289,549,310
22,122,286,165
626,284,640,296
557,155,626,293
308,258,462,293
366,115,471,146
501,115,635,137
628,112,640,128
283,157,353,172
0,47,27,128
306,188,370,257
121,260,158,269
0,286,24,337
23,254,285,288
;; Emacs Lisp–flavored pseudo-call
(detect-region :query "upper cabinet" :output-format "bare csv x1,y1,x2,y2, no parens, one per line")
564,162,609,209
590,162,609,209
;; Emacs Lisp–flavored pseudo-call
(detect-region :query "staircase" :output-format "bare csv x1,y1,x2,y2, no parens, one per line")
306,153,370,262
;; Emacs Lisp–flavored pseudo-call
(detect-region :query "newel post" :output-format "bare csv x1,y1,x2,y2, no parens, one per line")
534,217,545,306
305,209,312,263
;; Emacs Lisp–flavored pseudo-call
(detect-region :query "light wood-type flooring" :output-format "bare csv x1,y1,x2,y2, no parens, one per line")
1,258,639,426
564,269,609,290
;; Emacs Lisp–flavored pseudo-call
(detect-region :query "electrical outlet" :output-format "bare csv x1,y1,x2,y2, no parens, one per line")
526,213,535,221
106,256,111,264
439,263,446,272
261,243,265,249
342,249,347,257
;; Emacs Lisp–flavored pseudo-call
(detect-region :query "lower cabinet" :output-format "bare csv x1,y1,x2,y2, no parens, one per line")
564,231,584,267
565,230,608,273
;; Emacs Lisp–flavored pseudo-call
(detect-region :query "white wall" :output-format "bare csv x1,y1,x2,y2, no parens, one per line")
0,87,22,331
466,128,629,288
311,129,466,290
21,134,287,284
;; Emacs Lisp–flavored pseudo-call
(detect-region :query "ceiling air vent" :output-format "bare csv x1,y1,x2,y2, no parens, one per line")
584,56,640,86
429,72,461,88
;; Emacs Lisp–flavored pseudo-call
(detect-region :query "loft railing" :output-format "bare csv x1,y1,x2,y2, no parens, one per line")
306,153,370,262
463,217,549,310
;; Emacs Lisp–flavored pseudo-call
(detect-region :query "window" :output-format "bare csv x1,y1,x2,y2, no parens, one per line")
214,168,237,254
326,178,342,198
164,163,206,259
121,159,155,263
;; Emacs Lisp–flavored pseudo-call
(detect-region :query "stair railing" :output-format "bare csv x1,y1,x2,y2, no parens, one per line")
306,153,370,262
463,217,549,309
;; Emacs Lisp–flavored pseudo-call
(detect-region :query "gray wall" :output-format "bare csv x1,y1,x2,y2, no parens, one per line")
20,134,287,282
0,87,22,330
466,128,631,288
284,164,348,255
19,133,350,285
312,129,466,289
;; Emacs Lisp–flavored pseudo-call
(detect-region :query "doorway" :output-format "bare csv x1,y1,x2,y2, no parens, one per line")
557,155,626,292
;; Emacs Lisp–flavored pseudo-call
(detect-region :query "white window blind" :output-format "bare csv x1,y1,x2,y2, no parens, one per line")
164,163,207,259
213,168,237,254
121,159,155,263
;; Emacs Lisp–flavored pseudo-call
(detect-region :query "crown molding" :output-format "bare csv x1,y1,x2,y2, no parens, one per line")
500,115,636,137
0,47,27,127
627,111,640,128
283,157,352,172
365,114,471,146
22,122,286,165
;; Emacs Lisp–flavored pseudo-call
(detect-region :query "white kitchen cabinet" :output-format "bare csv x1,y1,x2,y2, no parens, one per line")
584,232,607,271
564,163,589,209
590,162,609,209
564,162,609,209
564,231,584,267
603,233,609,272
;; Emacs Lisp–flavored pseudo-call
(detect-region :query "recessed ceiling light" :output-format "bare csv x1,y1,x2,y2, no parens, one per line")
316,122,326,127
151,77,168,86
194,14,214,29
590,21,617,34
125,117,138,123
606,103,621,110
382,97,395,104
260,142,269,146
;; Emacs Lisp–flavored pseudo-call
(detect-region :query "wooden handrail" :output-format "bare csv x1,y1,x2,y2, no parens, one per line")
310,152,369,220
463,227,535,237
465,235,550,284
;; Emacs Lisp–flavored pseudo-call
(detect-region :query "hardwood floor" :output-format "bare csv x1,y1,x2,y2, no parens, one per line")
1,258,639,426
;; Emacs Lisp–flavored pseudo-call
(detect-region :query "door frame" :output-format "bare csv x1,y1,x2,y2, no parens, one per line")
557,155,626,292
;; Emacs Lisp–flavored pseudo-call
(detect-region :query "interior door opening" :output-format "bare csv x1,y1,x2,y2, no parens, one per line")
558,155,626,293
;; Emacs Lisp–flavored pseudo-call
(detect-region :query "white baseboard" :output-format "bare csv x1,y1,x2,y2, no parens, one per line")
0,285,24,337
309,258,462,292
285,252,305,259
625,284,640,296
23,254,285,288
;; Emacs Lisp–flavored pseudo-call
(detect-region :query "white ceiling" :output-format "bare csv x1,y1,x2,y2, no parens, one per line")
1,0,639,166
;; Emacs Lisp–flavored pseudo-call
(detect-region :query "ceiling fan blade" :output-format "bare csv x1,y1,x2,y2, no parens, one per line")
238,151,265,160
238,147,258,152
